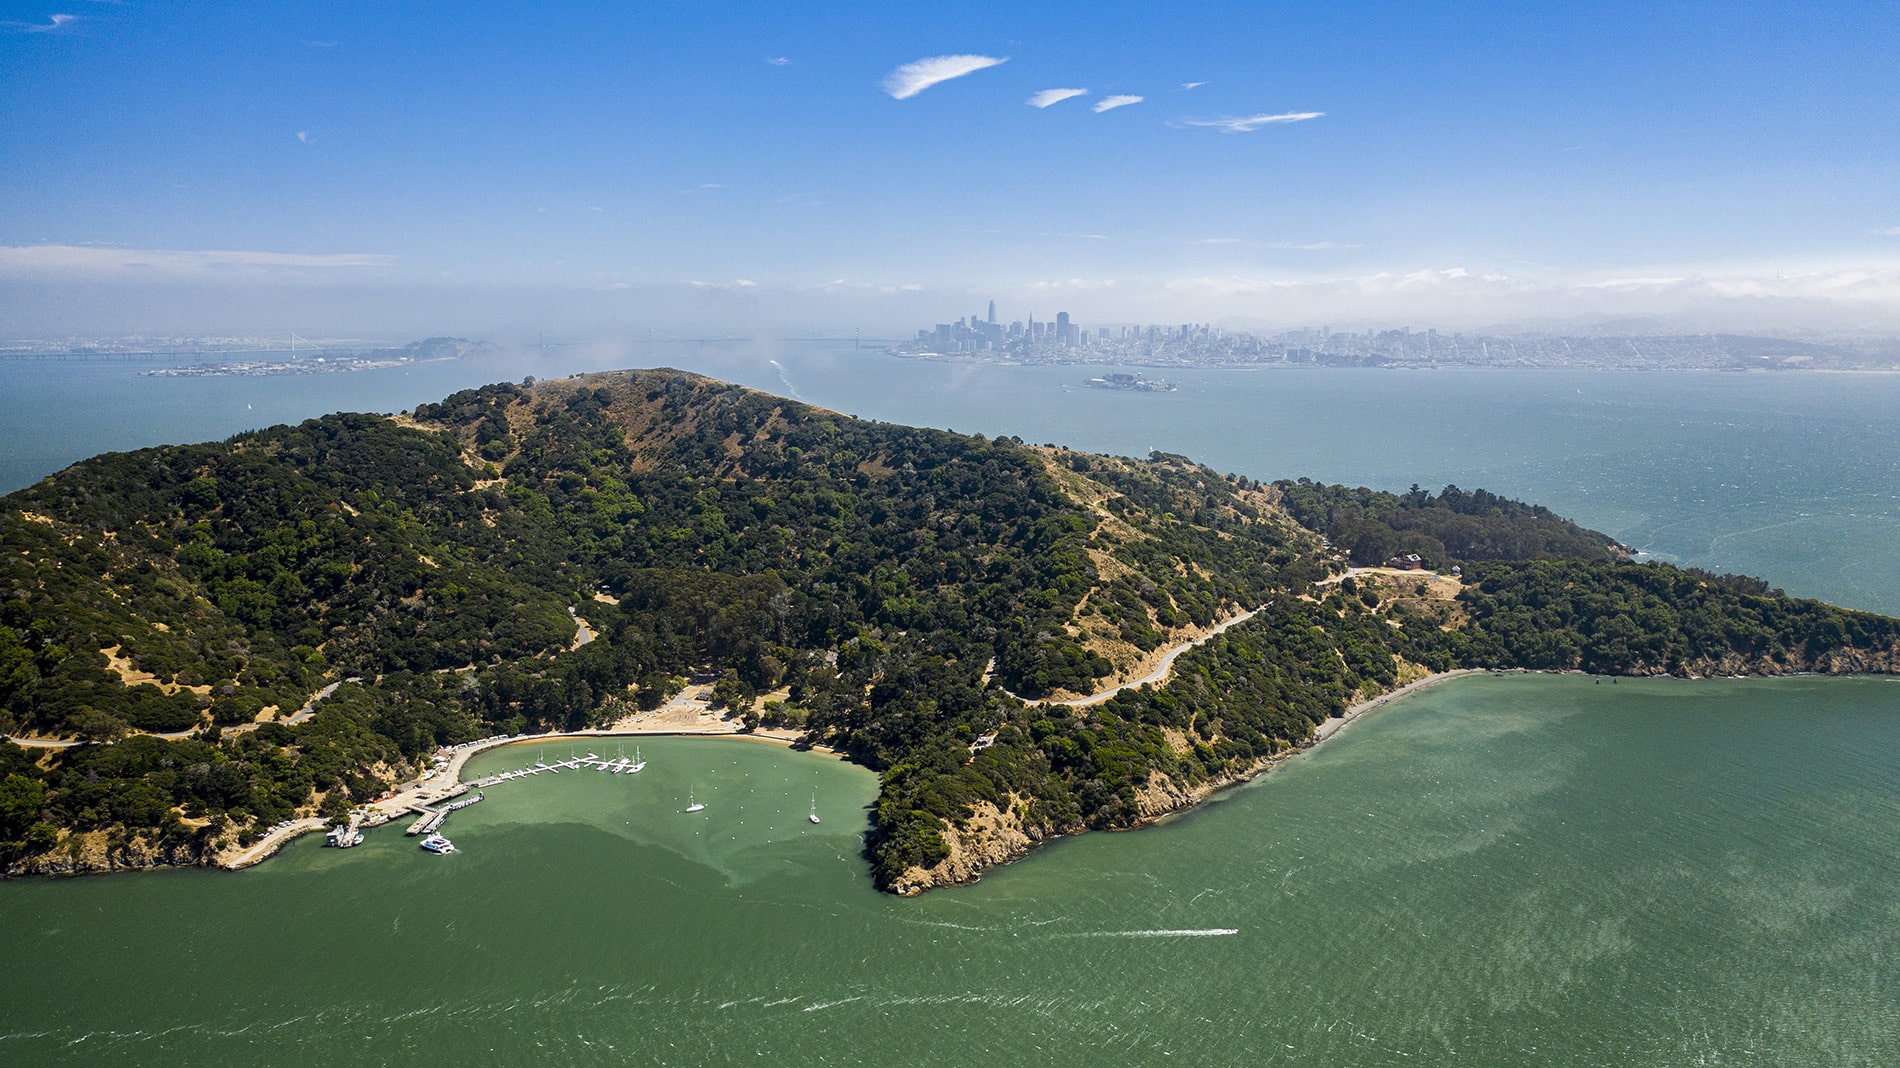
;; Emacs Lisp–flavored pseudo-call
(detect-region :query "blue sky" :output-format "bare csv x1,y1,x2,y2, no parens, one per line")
2,0,1897,337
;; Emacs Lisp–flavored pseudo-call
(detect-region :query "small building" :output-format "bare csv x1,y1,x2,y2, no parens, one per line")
1384,553,1424,570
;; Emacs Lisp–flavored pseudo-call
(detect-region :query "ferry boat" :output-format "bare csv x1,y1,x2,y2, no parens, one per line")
419,834,456,854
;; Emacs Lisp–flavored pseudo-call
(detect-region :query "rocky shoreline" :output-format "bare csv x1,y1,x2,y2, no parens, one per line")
888,669,1484,895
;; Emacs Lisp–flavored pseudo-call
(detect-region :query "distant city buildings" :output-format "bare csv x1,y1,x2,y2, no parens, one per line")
889,303,1897,371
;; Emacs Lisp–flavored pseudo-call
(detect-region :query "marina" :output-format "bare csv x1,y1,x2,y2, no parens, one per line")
357,736,723,854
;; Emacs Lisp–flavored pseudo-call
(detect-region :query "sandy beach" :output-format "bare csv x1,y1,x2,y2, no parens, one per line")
1314,669,1486,744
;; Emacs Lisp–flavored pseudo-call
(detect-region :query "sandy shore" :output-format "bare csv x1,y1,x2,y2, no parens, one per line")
217,817,326,870
1314,669,1486,744
360,683,844,822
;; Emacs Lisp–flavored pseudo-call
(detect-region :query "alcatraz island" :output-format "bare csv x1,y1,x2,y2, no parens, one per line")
3,369,1898,892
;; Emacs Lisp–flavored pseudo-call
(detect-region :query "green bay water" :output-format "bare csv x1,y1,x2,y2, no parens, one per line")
3,679,1899,1065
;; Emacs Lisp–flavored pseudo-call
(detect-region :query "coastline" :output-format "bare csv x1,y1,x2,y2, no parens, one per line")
226,666,1480,882
1145,667,1487,820
889,667,1487,894
205,719,836,871
1314,668,1486,745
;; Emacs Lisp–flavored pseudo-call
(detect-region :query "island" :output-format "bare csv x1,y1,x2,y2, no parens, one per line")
3,369,1897,891
136,336,493,378
1083,372,1175,392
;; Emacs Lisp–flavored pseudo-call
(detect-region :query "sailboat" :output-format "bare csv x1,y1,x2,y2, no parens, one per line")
809,789,820,825
684,787,704,813
629,744,646,774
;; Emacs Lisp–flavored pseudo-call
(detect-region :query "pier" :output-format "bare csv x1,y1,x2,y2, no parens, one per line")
405,807,448,836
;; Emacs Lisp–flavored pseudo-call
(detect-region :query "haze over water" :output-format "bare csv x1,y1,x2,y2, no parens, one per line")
2,350,1898,1064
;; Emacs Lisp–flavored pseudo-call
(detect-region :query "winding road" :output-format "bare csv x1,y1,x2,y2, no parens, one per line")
1011,601,1272,708
7,676,356,749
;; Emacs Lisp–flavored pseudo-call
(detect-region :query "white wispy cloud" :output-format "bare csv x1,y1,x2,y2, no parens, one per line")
794,278,931,295
296,130,309,143
765,56,790,66
1581,276,1686,289
882,54,1008,99
2,13,76,32
1184,111,1324,133
1180,81,1205,90
1092,94,1143,113
1875,226,1900,236
1027,87,1088,108
1265,240,1360,251
1191,237,1241,245
0,244,392,275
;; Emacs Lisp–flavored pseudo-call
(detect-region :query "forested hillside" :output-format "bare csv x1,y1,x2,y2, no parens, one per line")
3,369,1896,888
1275,479,1625,566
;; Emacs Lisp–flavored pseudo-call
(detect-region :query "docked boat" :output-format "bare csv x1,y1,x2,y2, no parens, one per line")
420,834,456,854
325,827,364,848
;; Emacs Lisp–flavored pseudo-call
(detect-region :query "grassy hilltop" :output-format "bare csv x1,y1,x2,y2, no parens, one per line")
4,369,1897,888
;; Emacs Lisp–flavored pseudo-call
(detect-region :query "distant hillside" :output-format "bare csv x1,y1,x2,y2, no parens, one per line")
3,369,1896,889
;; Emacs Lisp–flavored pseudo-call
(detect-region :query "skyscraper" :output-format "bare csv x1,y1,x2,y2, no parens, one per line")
987,300,996,324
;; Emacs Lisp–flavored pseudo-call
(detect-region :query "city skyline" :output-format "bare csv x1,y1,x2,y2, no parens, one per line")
2,1,1897,337
892,300,1898,370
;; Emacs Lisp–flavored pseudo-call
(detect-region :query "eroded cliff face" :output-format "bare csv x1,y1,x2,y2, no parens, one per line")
888,799,1041,896
6,830,214,877
889,757,1299,895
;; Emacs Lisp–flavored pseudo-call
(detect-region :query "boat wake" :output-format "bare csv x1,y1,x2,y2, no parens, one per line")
1055,928,1240,938
767,359,802,400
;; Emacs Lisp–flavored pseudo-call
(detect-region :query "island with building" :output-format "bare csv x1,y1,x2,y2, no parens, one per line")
1083,372,1175,392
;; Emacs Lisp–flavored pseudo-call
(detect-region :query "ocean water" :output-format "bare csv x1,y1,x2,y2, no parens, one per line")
2,347,1898,1064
